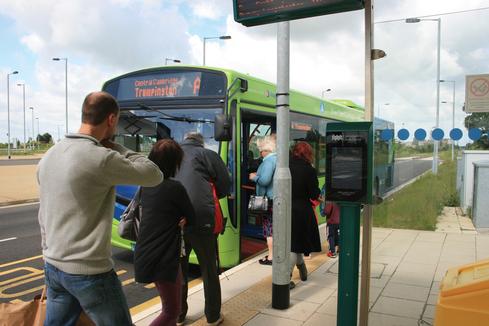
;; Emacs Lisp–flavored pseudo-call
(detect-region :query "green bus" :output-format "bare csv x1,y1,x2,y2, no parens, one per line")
103,65,393,268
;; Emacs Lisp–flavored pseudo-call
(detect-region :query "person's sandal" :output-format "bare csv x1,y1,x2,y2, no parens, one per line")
259,256,272,265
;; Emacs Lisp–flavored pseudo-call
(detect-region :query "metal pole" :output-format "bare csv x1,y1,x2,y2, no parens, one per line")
452,81,455,160
338,204,362,326
19,84,26,152
65,58,68,135
36,118,40,150
203,38,206,66
7,74,11,159
29,107,34,150
359,1,374,325
272,20,291,310
433,19,441,174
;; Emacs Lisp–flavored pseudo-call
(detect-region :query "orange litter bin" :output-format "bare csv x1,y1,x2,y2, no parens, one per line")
435,258,489,325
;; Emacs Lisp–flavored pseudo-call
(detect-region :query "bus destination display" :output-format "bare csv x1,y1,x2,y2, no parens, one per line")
117,72,202,100
234,0,364,26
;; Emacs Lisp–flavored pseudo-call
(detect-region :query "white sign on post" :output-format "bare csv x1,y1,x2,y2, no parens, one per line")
465,74,489,112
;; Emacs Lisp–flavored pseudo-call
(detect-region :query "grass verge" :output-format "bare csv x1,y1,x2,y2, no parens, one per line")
373,152,457,230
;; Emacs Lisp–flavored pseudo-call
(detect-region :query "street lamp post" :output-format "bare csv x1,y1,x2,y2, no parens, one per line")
321,88,331,98
17,83,26,152
165,58,181,65
36,117,40,150
203,35,231,66
6,71,19,159
440,79,456,160
52,57,68,135
406,17,441,174
29,107,34,150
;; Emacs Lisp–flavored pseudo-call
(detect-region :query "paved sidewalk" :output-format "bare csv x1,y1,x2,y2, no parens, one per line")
0,155,43,206
0,165,39,206
435,206,477,234
134,224,489,326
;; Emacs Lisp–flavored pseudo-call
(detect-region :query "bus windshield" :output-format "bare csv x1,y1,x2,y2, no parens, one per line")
115,107,221,154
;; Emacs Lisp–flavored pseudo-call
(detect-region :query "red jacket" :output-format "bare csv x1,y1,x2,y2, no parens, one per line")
325,202,340,225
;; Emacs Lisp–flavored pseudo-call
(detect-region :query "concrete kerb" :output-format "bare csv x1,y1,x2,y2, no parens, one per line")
0,199,39,207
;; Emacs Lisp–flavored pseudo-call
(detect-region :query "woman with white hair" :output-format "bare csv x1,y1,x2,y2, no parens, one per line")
249,135,277,265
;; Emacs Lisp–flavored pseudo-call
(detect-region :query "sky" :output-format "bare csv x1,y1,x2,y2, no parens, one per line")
0,0,488,145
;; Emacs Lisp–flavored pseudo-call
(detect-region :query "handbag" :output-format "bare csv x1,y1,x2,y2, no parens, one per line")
210,182,227,235
0,286,94,326
248,195,269,213
117,187,142,241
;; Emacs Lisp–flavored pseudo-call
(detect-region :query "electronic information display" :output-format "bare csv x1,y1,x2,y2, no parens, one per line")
325,122,373,204
103,70,226,101
234,0,364,26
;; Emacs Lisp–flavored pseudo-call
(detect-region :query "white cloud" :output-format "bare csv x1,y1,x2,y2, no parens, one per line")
1,0,489,146
188,0,232,20
190,1,221,20
20,33,45,53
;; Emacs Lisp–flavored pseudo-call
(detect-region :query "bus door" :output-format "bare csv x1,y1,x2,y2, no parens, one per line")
240,110,276,240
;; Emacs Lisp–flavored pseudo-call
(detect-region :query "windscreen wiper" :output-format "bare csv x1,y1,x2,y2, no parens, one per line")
138,104,213,124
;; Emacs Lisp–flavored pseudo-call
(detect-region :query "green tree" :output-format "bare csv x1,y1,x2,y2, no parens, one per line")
37,133,53,144
464,112,489,149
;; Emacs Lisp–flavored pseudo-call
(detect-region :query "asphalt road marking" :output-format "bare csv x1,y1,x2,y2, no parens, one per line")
131,277,204,316
0,254,43,268
0,237,17,243
0,274,44,298
130,296,161,315
0,254,201,318
0,267,43,286
122,278,135,286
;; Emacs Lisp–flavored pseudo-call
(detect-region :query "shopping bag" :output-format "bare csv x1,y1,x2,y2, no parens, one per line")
0,286,95,326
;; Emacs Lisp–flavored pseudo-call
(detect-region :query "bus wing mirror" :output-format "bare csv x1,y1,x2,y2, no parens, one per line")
214,114,232,141
240,79,248,92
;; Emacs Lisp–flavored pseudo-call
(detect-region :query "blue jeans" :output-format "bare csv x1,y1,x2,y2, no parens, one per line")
44,262,132,326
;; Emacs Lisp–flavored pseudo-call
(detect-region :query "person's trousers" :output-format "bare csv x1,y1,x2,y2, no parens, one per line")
327,223,340,254
151,266,183,326
179,232,221,323
43,262,132,326
289,252,305,275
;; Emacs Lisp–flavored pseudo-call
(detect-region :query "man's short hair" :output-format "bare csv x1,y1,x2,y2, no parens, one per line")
81,92,120,126
184,132,204,145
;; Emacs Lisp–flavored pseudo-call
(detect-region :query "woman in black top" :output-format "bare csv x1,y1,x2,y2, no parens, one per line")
289,141,321,288
135,139,195,326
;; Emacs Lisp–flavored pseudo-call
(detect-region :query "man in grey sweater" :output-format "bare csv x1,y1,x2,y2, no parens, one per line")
37,91,163,325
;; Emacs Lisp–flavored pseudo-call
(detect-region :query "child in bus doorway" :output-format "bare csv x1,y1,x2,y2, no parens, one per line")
324,201,340,258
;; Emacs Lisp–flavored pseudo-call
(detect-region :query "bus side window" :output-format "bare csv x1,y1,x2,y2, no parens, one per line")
290,112,322,173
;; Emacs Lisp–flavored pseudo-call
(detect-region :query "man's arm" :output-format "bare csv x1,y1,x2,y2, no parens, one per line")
253,159,274,187
102,142,163,187
204,150,230,199
36,167,47,250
